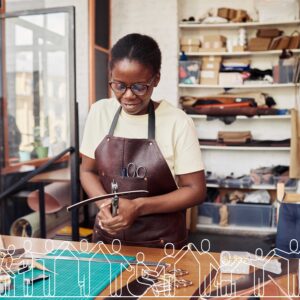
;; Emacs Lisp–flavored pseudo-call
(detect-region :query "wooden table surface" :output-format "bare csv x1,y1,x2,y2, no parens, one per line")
1,235,297,299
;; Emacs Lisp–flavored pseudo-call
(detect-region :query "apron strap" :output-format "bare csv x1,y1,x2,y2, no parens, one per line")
108,101,155,139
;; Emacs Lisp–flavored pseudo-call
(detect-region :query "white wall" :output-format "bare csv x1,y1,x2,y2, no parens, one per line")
6,0,89,139
111,0,179,106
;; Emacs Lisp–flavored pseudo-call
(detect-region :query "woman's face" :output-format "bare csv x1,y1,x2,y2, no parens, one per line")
110,59,160,115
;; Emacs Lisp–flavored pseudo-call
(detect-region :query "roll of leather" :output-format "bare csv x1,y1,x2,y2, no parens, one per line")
27,182,70,213
10,210,69,237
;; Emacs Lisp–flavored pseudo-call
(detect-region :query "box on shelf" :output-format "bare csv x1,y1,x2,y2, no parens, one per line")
202,56,222,70
248,37,272,51
219,72,243,85
199,47,226,52
233,45,245,52
180,37,200,53
256,28,283,38
198,202,273,227
217,7,230,19
179,60,200,84
202,35,226,50
200,69,219,85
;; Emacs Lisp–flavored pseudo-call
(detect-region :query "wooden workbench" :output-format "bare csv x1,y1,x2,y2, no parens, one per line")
1,235,298,298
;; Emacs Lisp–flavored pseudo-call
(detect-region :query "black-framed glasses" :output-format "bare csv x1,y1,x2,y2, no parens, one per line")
109,75,156,96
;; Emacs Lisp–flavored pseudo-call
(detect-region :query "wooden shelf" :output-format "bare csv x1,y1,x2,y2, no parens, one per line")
179,20,300,29
190,114,291,120
183,49,300,57
206,183,297,191
200,145,290,151
179,83,299,89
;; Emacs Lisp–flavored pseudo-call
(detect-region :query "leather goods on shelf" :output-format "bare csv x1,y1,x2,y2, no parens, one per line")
218,131,252,145
257,28,283,38
183,105,278,116
199,138,290,147
270,35,291,50
248,37,272,51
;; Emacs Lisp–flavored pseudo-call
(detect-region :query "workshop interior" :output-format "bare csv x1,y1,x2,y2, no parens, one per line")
1,0,300,298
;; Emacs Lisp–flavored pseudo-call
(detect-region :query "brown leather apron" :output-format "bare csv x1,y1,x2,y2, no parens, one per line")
92,101,187,248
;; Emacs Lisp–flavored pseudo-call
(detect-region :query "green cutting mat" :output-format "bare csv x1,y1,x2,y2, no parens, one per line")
3,249,135,299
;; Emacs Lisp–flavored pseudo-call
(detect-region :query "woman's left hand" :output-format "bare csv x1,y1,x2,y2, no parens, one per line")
100,198,140,234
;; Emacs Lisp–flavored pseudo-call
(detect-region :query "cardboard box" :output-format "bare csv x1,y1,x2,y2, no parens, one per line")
200,70,219,85
203,35,226,43
233,45,245,52
199,47,226,52
181,45,199,52
202,56,222,70
217,7,229,19
202,35,226,49
181,37,199,45
219,72,243,85
248,37,271,51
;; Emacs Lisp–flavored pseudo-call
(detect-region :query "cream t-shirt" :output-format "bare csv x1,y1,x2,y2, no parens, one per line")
80,98,204,177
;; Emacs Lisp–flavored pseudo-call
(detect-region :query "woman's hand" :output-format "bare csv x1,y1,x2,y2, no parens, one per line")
98,198,140,235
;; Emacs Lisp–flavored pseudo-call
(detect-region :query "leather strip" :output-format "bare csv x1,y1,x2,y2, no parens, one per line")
104,276,156,300
108,106,122,136
108,101,155,139
190,268,217,299
148,101,155,140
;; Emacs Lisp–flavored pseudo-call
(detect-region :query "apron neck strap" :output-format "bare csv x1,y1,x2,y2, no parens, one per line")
108,101,155,139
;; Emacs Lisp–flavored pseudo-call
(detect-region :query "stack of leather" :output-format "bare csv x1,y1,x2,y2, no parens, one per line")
180,92,279,117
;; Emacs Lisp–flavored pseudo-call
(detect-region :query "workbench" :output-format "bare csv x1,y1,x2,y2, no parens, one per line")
1,235,299,298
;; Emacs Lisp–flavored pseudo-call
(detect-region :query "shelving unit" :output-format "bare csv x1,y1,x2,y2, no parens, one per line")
179,83,299,88
190,114,291,120
178,0,300,235
183,49,300,57
200,145,290,151
179,20,300,29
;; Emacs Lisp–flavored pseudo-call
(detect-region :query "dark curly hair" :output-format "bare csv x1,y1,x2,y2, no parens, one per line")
110,33,161,74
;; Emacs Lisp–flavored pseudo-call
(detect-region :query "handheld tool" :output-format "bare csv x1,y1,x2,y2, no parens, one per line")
111,180,118,217
67,190,149,211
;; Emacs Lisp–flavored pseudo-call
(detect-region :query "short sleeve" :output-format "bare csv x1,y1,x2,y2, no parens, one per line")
174,116,204,175
80,104,104,159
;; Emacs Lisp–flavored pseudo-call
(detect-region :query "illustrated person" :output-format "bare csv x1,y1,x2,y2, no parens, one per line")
80,33,206,248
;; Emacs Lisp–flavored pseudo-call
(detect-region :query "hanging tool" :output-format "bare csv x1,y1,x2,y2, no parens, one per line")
111,180,118,217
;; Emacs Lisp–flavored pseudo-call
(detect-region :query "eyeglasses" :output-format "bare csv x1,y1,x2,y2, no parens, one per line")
109,75,156,96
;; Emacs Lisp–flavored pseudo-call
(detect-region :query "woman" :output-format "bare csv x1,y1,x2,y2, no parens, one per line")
80,33,206,248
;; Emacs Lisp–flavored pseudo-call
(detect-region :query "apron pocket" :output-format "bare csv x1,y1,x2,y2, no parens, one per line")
99,173,148,199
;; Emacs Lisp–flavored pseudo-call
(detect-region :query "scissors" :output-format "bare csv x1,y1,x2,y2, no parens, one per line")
126,162,147,178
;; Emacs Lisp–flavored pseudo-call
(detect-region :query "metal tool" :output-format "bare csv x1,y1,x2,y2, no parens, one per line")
111,180,118,217
24,274,49,285
22,254,169,268
126,162,147,178
67,189,149,211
